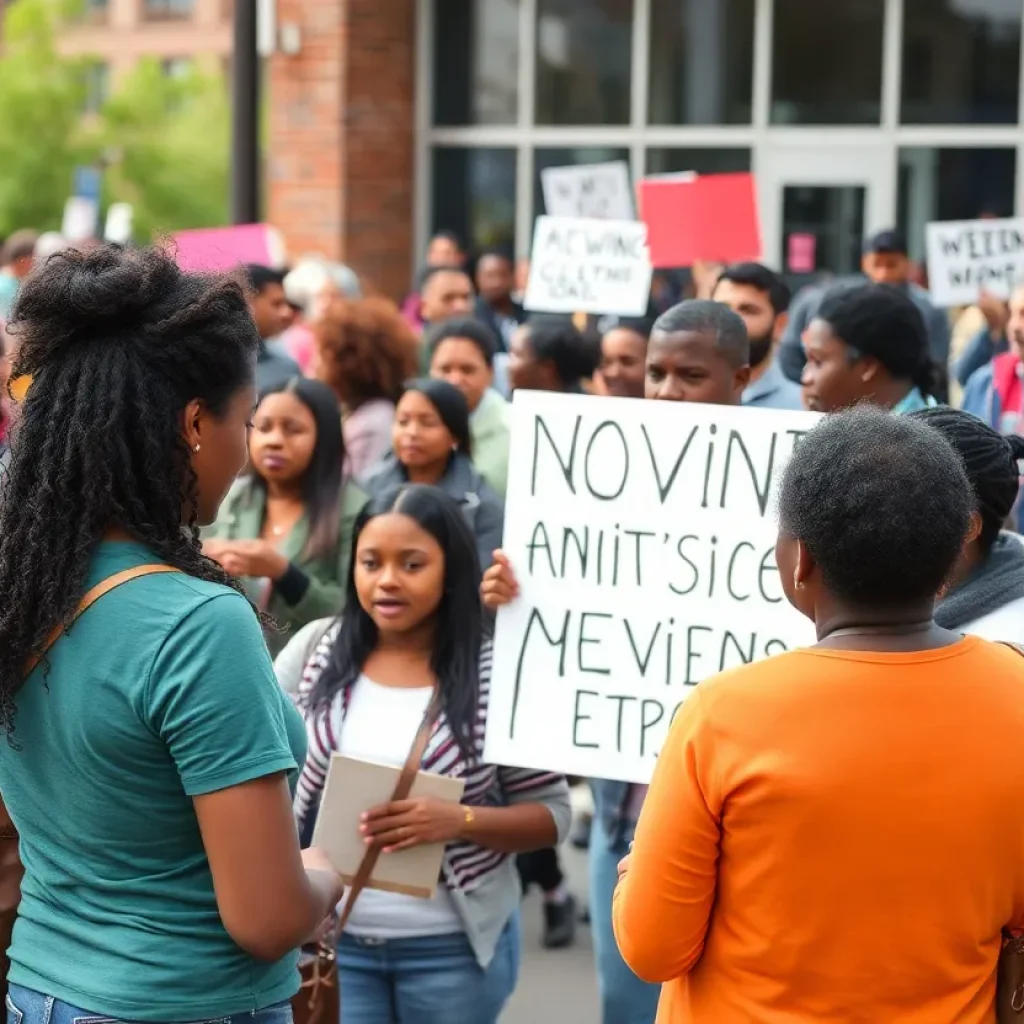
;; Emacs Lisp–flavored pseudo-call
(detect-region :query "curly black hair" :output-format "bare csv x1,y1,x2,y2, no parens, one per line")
0,245,261,734
778,405,973,607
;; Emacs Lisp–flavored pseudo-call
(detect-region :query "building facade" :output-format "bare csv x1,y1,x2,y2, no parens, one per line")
270,0,1024,299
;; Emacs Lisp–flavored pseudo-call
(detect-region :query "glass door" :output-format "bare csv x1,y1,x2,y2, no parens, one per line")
757,143,894,289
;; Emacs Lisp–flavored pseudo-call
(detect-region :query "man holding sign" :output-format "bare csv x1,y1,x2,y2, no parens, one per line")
483,299,789,1024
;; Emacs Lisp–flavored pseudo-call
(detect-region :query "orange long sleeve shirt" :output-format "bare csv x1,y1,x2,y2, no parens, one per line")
613,636,1024,1024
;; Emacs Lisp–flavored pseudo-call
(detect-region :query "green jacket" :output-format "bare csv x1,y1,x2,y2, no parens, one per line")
205,477,368,655
470,389,511,498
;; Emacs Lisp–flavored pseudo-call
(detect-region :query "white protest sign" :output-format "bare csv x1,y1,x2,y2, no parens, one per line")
484,392,821,784
925,217,1024,307
541,161,634,220
524,216,652,317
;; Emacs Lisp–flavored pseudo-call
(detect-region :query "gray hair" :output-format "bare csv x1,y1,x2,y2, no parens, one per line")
284,257,361,317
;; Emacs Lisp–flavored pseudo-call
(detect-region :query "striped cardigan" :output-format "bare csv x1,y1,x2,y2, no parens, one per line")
294,620,570,894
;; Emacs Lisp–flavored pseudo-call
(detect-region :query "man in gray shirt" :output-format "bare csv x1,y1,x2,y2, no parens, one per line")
778,230,950,401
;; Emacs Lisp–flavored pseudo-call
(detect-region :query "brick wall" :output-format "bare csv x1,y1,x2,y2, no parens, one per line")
268,0,415,301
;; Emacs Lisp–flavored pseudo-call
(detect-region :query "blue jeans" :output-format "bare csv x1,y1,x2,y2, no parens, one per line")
589,816,661,1024
5,986,292,1024
336,916,520,1024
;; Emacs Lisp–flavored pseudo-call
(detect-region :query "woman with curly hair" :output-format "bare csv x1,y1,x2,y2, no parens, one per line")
315,296,420,479
0,246,346,1022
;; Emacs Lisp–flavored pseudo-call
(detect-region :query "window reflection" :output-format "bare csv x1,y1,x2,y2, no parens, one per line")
648,0,754,125
432,148,517,253
772,0,884,125
535,0,633,125
646,149,752,176
902,0,1022,125
434,0,520,126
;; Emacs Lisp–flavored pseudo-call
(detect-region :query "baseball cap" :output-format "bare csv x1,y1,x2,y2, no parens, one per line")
863,229,908,256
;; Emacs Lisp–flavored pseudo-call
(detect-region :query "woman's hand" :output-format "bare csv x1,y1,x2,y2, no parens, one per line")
360,797,465,853
208,539,289,581
481,550,519,610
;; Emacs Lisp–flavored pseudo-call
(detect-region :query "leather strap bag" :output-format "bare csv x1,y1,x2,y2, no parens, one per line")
292,698,438,1024
0,563,177,1002
997,641,1024,1023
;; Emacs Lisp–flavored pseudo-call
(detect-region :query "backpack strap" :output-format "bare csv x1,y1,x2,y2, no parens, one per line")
24,564,178,678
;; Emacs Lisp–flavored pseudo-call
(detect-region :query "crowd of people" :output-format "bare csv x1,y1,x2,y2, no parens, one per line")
0,218,1021,1024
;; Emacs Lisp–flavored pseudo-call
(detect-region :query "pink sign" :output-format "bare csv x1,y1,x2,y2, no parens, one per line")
787,232,817,274
171,224,285,273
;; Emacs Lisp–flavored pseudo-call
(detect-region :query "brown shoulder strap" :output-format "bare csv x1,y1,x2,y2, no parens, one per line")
334,697,438,934
23,564,178,678
999,642,1024,659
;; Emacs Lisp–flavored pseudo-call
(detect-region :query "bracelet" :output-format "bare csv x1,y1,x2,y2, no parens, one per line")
462,806,476,831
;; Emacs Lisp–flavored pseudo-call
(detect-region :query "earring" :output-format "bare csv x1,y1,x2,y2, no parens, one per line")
794,579,806,591
193,443,201,453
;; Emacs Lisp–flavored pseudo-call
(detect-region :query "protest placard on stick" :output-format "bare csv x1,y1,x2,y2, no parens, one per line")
540,161,634,220
524,216,652,317
925,217,1024,307
484,392,821,784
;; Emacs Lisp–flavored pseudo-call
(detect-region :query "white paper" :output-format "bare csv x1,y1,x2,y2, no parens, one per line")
524,216,652,317
61,197,99,243
541,161,634,221
104,203,133,244
925,216,1024,307
484,392,821,784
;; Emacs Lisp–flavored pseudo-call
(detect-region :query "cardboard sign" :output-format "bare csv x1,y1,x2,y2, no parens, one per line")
541,161,634,221
925,217,1024,307
312,756,465,899
484,392,820,784
638,172,761,268
524,216,652,317
172,224,286,273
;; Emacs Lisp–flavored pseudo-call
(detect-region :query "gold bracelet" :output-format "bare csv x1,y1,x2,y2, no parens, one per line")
463,806,476,831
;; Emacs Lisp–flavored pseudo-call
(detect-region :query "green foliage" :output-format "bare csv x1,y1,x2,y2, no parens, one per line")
0,0,230,240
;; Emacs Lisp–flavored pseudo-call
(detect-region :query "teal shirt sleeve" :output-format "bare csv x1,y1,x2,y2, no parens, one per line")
146,592,299,797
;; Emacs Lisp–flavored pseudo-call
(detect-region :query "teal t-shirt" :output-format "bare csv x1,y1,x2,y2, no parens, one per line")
0,542,308,1020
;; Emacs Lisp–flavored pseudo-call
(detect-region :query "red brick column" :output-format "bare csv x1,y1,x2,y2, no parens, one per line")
268,0,415,301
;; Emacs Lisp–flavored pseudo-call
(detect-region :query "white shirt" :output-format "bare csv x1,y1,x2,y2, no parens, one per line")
338,674,463,939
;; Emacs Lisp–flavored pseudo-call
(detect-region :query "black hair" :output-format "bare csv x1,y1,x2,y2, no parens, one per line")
476,246,513,267
0,245,261,733
308,484,483,760
251,377,346,561
430,229,464,252
243,263,286,294
424,317,498,369
652,299,750,369
522,314,598,387
816,283,934,396
714,261,792,315
910,406,1024,555
778,405,973,607
400,377,473,459
419,264,472,294
598,315,654,342
2,231,38,266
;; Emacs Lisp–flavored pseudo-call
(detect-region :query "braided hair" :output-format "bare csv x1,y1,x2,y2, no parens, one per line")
911,406,1024,553
0,245,261,734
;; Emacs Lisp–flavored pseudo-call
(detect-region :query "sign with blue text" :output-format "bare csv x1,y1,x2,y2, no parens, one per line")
485,392,821,783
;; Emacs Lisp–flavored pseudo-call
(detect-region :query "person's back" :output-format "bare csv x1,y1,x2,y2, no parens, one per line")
628,638,1024,1023
0,541,303,1015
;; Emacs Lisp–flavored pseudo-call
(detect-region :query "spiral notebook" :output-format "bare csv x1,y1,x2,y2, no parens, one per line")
311,754,466,899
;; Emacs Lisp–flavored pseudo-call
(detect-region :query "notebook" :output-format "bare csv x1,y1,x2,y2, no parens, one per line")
311,754,466,899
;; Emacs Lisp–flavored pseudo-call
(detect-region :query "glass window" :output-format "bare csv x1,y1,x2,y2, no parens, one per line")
535,0,633,125
648,0,754,125
781,186,866,289
142,0,194,19
771,0,884,124
434,0,519,126
534,147,631,222
82,62,109,116
83,0,109,20
898,148,1017,263
161,58,192,81
901,0,1022,125
432,148,517,254
646,148,752,176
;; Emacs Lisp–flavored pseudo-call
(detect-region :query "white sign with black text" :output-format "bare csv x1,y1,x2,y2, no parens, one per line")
925,216,1024,307
484,392,821,784
540,161,634,221
524,216,652,317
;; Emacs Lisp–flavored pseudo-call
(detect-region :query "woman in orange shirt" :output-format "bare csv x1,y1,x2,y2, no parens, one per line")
613,405,1024,1024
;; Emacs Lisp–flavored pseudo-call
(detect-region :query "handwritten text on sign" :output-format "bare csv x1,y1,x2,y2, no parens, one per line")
540,161,634,221
524,216,652,317
925,217,1024,307
485,393,821,784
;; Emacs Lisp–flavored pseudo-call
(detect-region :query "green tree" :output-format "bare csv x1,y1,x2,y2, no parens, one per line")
0,0,97,236
0,0,230,241
98,59,230,240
